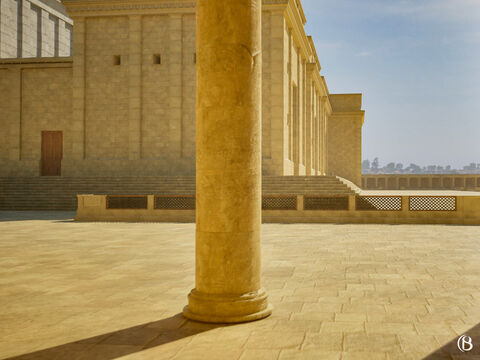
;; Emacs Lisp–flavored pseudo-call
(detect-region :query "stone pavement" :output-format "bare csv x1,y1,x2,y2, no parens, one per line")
0,211,479,360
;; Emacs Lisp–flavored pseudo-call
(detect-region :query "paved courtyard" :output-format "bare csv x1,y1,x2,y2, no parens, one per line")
0,211,479,360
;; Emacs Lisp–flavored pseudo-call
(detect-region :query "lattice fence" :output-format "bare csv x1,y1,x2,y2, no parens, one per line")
304,196,349,210
106,196,148,209
356,196,402,211
409,196,456,211
262,196,297,210
154,196,196,210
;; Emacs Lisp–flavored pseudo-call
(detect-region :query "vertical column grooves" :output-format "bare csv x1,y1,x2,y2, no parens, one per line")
82,19,86,159
53,16,59,57
17,0,23,57
19,69,23,161
139,17,143,159
36,6,41,57
180,15,184,158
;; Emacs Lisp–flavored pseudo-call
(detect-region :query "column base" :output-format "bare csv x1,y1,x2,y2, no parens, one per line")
183,288,273,324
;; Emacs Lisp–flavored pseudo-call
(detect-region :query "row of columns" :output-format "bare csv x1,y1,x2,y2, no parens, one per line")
286,33,328,176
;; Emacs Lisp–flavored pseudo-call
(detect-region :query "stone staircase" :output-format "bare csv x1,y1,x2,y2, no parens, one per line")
262,176,357,195
0,176,358,210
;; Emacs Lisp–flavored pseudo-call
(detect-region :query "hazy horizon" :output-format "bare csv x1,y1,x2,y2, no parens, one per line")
361,158,479,170
302,0,480,168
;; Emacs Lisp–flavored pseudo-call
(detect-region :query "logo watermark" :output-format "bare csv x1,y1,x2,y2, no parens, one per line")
457,335,473,353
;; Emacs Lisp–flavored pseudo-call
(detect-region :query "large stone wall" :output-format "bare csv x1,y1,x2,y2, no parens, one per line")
0,0,364,181
0,0,19,57
21,67,72,159
0,60,72,176
327,94,364,186
0,0,73,59
140,14,196,161
84,16,129,160
0,68,17,160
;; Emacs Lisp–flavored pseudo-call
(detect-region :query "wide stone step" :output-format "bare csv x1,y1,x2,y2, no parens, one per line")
280,186,352,190
0,176,359,210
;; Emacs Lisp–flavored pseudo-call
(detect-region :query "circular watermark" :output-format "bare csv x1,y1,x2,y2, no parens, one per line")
457,335,473,353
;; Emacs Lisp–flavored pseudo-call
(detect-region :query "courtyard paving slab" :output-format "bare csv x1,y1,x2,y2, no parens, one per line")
0,211,479,360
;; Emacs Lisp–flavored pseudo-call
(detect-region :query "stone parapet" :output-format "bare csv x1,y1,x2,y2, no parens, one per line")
76,193,480,225
363,174,480,191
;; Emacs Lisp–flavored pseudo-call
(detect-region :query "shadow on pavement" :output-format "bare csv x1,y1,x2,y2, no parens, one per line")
3,313,222,360
0,211,76,222
423,322,480,359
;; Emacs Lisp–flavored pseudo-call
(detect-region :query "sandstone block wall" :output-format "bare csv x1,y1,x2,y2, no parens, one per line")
0,0,19,57
0,60,72,176
0,0,72,59
84,16,129,160
327,94,364,186
0,68,19,160
21,67,72,158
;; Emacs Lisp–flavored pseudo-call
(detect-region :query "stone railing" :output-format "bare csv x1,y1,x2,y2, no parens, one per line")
362,174,480,191
76,194,480,225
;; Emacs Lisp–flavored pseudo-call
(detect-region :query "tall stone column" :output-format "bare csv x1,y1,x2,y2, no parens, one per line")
183,0,272,323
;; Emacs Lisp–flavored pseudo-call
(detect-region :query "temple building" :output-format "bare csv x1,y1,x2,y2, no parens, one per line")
0,0,365,186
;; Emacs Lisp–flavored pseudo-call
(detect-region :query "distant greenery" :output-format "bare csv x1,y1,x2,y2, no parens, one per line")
362,158,480,174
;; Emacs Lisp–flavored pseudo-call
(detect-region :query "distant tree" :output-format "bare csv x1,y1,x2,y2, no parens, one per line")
371,158,379,173
360,160,480,174
362,160,371,171
384,162,396,173
464,163,477,171
407,163,422,173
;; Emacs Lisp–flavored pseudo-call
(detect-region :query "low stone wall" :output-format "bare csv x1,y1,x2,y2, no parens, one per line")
76,194,480,225
362,174,480,191
76,195,195,223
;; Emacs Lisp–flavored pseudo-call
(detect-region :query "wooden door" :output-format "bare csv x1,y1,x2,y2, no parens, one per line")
41,131,63,176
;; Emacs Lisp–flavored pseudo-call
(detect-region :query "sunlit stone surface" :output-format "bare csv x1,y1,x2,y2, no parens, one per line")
182,0,272,324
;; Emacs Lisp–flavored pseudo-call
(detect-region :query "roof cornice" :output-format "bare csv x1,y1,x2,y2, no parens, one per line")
0,57,73,67
62,0,195,16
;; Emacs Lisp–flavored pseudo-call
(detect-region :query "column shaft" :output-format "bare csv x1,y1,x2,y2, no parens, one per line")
183,0,272,323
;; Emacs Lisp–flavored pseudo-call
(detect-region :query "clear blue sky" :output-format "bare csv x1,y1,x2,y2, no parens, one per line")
302,0,480,168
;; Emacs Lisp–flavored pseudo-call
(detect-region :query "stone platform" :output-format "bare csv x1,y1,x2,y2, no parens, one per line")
0,211,479,359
